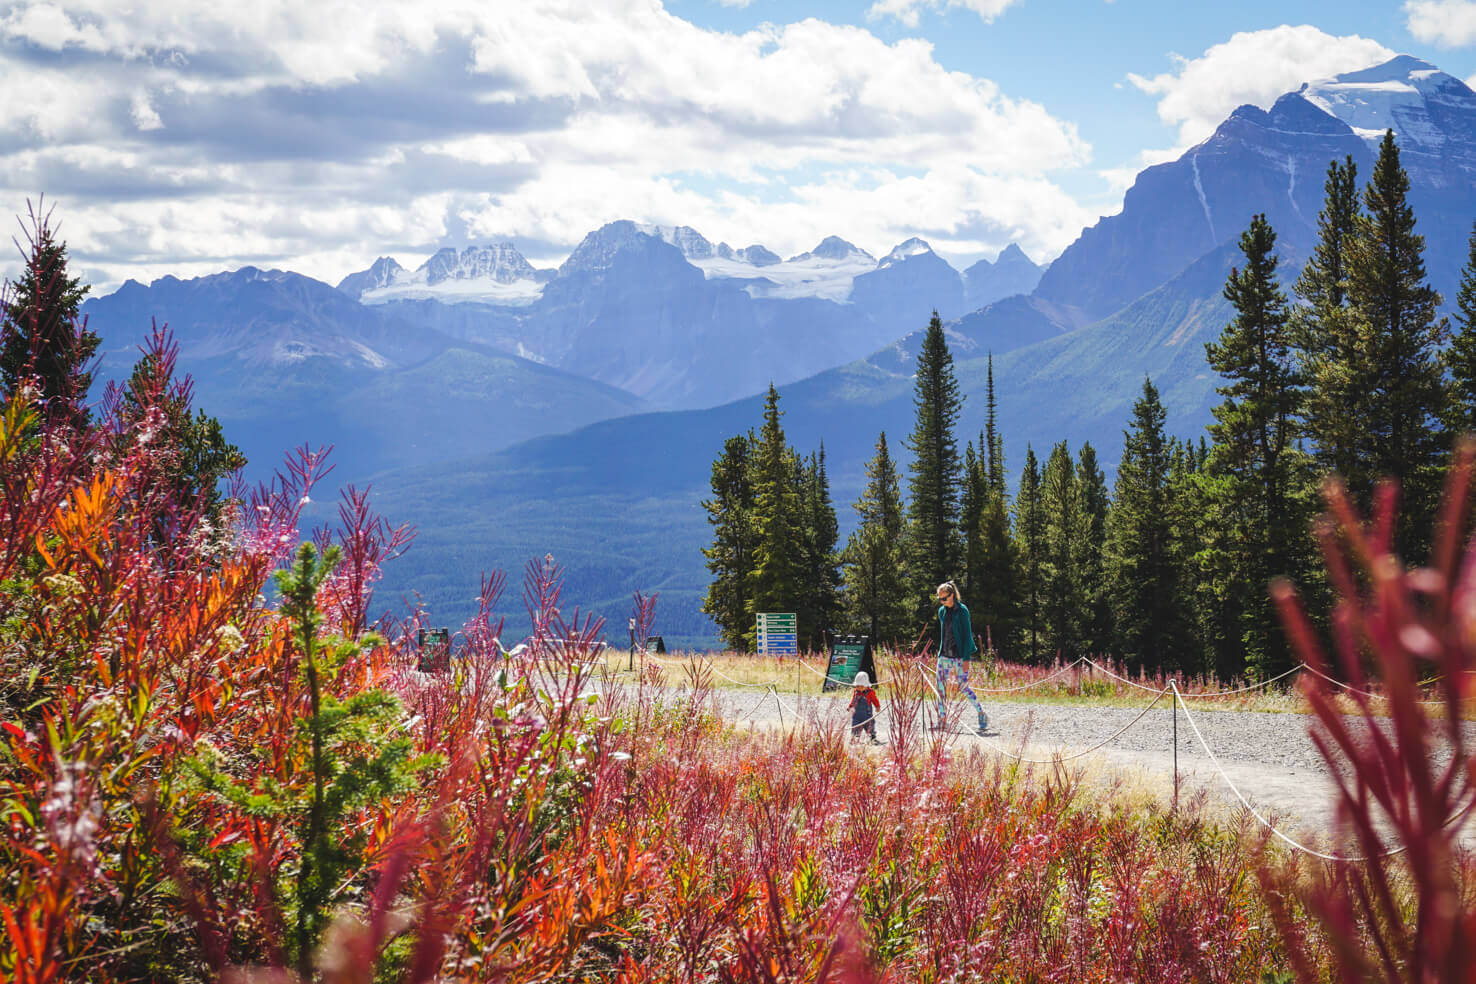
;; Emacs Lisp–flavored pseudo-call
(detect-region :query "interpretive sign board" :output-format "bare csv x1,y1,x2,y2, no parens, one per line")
417,627,451,672
756,612,797,656
821,635,875,693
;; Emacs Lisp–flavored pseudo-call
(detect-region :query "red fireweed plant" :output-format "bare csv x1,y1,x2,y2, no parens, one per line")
1265,443,1476,984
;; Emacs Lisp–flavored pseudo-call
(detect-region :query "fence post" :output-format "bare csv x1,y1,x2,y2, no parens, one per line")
1171,680,1179,813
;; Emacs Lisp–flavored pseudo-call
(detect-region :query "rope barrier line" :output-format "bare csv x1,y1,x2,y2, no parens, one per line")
1299,662,1448,706
1168,682,1416,862
1079,657,1304,699
731,687,776,723
971,657,1088,694
973,686,1173,764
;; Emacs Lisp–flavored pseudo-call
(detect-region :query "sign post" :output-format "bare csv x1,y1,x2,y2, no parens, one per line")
756,612,797,657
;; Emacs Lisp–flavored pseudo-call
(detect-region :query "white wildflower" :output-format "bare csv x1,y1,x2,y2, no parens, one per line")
216,624,247,655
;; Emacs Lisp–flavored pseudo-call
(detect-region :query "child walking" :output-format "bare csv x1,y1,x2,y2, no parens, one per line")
849,670,881,744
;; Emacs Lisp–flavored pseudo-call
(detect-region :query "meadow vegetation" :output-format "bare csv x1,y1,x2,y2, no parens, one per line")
3,326,1476,982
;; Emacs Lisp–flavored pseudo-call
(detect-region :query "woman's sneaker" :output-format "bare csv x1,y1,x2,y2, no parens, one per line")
976,713,989,735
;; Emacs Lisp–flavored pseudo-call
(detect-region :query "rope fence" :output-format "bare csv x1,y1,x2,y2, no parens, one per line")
630,647,1460,708
621,648,1471,862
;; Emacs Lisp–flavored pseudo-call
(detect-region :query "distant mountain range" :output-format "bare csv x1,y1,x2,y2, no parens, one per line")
83,267,648,478
367,55,1476,645
76,55,1476,647
335,223,1043,408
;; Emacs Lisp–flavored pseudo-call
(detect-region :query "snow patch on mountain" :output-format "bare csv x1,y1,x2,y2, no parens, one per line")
354,243,549,307
879,237,934,268
689,235,878,301
1299,55,1475,151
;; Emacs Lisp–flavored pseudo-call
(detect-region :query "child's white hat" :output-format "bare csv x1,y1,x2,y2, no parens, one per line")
852,670,871,687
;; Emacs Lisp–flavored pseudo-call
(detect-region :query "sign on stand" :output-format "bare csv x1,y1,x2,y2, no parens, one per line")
821,635,875,692
756,612,797,656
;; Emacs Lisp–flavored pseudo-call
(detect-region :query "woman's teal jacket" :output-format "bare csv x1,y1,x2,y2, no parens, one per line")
936,601,977,660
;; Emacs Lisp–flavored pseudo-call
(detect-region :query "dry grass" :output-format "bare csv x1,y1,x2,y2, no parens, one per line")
598,648,1471,717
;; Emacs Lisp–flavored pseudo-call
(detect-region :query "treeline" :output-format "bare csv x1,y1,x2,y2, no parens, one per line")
704,130,1476,679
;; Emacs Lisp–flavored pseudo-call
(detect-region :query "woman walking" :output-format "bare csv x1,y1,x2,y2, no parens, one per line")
935,581,988,734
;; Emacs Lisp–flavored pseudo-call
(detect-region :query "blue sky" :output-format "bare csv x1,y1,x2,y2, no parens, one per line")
683,0,1476,204
2,0,1474,289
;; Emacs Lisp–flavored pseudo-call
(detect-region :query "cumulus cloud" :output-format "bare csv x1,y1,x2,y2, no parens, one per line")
1405,0,1476,48
1126,25,1394,149
0,0,1090,288
867,0,1021,29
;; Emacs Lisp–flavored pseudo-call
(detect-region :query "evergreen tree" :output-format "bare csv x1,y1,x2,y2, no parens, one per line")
748,384,808,644
0,203,96,428
1295,156,1363,485
972,489,1019,656
842,432,911,646
119,331,247,526
1105,378,1184,671
1443,220,1476,435
797,445,842,650
1039,440,1082,657
1014,446,1046,662
960,440,987,602
984,354,1006,497
905,312,965,621
1074,442,1112,655
1345,130,1447,555
1204,214,1308,677
1168,441,1220,677
701,433,757,649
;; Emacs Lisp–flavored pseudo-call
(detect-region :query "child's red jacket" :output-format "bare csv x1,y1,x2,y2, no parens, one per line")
848,687,880,710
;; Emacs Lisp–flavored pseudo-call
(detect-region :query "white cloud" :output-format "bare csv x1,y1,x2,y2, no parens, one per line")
0,0,1090,289
867,0,1021,28
1126,25,1394,149
1405,0,1476,48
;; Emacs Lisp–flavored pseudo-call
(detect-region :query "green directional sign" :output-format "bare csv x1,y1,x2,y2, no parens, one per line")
756,612,797,656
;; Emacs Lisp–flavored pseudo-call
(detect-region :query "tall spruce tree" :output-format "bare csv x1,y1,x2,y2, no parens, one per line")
1295,156,1363,485
973,489,1019,656
960,440,987,602
1448,220,1476,435
1074,442,1112,655
1168,440,1219,676
1039,441,1082,657
701,433,757,649
1105,378,1183,671
905,312,965,622
984,354,1006,497
797,445,842,650
842,432,911,646
748,384,808,646
1014,446,1046,662
1204,213,1307,677
1345,130,1447,555
0,204,97,428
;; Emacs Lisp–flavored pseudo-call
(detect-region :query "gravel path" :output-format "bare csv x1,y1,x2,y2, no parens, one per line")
710,688,1476,850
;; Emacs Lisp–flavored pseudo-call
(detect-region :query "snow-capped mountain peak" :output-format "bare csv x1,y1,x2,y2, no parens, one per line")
788,236,874,264
344,242,549,307
715,243,781,266
646,224,715,260
422,243,538,286
1298,54,1476,150
879,237,935,269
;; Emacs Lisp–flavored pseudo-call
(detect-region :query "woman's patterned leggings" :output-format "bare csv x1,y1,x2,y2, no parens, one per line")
936,657,987,727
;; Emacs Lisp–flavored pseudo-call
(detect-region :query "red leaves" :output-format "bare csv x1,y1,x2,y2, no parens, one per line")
1266,444,1476,984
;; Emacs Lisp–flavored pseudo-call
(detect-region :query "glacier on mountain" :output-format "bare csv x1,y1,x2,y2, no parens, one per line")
352,243,550,307
1298,55,1475,151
